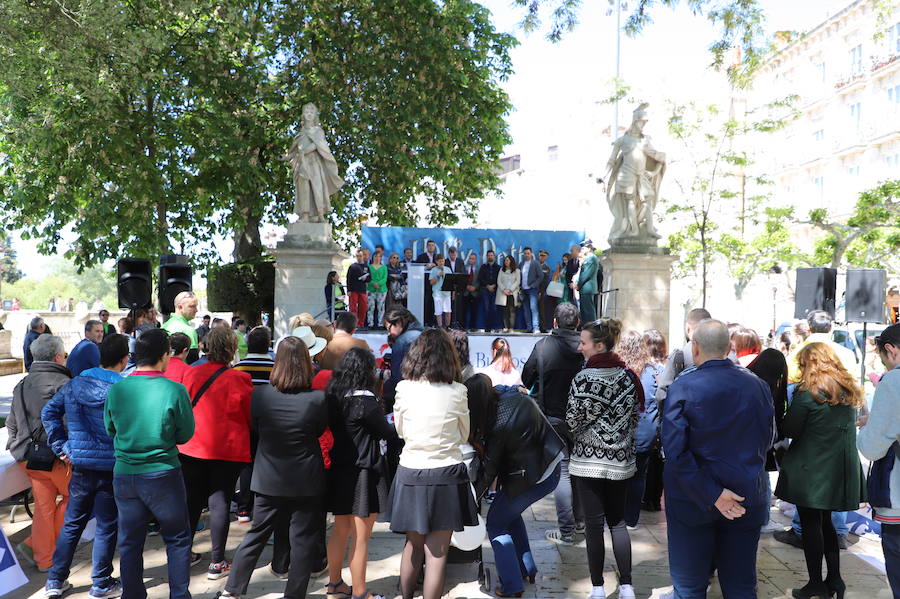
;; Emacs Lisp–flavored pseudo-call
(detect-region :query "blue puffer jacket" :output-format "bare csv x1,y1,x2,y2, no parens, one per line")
42,367,122,471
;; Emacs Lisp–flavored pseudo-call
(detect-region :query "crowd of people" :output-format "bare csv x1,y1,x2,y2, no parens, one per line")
328,239,603,334
7,285,900,599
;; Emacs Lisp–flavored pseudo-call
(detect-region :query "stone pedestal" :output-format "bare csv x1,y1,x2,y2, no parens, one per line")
600,250,677,342
0,329,23,375
273,221,348,340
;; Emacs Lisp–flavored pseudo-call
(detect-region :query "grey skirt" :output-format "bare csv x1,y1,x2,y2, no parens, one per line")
385,463,479,534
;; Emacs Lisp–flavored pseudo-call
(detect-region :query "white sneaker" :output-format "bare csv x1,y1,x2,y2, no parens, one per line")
588,587,606,599
618,584,635,598
545,529,575,545
659,592,674,599
45,582,73,598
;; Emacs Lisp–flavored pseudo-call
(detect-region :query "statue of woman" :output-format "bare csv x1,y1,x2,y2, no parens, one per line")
281,103,344,222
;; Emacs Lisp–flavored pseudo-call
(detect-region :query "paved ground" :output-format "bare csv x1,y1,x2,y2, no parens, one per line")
1,492,893,599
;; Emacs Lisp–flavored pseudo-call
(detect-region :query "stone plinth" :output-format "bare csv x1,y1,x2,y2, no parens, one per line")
600,250,677,342
273,221,348,340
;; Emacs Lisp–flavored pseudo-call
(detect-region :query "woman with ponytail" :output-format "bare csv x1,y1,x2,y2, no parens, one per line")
566,318,641,599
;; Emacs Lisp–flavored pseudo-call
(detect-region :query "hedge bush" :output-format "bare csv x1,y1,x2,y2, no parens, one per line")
206,260,275,318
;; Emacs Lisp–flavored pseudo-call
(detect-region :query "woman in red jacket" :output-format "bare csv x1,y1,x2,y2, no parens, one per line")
180,326,253,580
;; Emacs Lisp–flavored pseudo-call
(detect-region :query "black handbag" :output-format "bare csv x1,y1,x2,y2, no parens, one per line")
22,407,55,471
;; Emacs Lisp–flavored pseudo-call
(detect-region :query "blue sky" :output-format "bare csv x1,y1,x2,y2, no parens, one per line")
13,0,847,275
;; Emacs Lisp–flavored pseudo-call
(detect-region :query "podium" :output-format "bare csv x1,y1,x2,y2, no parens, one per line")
407,263,427,324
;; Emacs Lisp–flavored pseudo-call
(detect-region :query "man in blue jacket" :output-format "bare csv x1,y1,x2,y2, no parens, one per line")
661,319,774,598
41,334,131,598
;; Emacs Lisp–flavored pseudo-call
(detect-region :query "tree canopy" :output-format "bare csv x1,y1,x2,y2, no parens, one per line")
804,179,900,272
0,0,516,269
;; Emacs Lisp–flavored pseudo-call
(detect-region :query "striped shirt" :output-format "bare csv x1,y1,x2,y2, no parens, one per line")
233,353,274,386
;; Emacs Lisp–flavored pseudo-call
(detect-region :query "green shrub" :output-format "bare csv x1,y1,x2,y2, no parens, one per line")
207,260,275,319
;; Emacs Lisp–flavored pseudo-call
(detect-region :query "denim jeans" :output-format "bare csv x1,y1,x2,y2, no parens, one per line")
48,468,117,590
486,464,561,595
479,288,498,330
881,523,900,597
791,509,849,536
625,451,652,527
114,468,192,599
522,287,540,331
552,455,583,537
666,498,766,598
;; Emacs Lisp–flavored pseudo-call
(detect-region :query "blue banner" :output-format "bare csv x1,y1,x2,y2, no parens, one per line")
361,226,585,265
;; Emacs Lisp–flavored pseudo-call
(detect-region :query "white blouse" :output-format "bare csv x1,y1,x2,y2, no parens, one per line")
394,379,470,469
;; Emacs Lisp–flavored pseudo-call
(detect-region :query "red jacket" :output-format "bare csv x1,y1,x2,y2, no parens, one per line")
179,362,253,463
164,357,191,385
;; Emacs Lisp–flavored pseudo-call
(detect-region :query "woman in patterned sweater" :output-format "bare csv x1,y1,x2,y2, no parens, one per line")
566,318,641,599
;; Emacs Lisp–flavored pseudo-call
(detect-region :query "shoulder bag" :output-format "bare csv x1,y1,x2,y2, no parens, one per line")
21,402,56,471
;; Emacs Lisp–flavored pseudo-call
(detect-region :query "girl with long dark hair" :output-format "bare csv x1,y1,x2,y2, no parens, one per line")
385,329,478,599
325,348,398,599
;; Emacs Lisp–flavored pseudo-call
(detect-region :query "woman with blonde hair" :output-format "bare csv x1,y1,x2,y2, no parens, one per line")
775,342,865,599
616,330,661,529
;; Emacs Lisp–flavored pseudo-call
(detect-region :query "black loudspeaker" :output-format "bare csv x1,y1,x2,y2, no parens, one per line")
117,258,153,309
158,255,193,314
846,269,886,323
794,267,837,319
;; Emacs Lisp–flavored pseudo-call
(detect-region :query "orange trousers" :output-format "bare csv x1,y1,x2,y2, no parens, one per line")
19,460,71,569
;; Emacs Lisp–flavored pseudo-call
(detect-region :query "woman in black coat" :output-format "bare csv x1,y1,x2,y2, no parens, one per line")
218,337,327,599
467,374,567,598
325,348,398,599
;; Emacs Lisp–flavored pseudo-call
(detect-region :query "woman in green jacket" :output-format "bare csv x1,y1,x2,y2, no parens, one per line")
367,251,388,329
775,342,865,599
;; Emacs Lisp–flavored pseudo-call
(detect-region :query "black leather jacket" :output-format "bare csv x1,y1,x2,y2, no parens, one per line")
474,390,567,500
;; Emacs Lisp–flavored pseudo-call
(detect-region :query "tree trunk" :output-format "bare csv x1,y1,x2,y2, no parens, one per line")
231,195,264,327
700,224,708,308
233,200,263,263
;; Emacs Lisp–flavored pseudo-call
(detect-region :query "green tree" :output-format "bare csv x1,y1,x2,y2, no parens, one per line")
0,235,23,284
664,97,796,305
717,206,800,299
803,179,900,271
0,0,515,269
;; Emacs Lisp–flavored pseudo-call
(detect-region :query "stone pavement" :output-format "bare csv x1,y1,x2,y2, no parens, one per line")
2,493,893,599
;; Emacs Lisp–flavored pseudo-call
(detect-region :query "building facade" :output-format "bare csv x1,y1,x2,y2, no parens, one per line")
750,0,900,219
